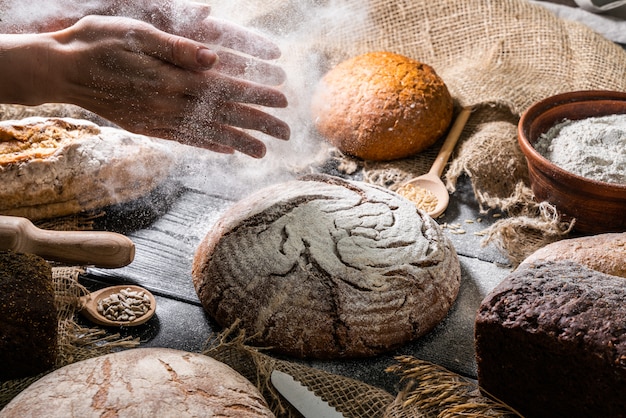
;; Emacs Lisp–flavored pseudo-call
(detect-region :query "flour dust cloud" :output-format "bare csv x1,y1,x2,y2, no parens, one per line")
0,0,369,199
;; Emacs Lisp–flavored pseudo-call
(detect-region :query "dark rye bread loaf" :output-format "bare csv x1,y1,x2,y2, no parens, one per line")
0,251,57,380
192,175,461,359
475,260,626,418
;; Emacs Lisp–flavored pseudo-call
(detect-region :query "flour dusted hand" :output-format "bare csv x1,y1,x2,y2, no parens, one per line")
0,3,290,158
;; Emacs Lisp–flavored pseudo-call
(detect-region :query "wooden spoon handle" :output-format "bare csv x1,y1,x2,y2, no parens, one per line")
0,215,134,268
429,107,472,177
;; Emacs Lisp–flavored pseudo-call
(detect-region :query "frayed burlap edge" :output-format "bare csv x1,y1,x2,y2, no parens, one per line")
443,104,576,265
385,356,522,418
203,323,394,418
202,324,520,418
0,267,139,409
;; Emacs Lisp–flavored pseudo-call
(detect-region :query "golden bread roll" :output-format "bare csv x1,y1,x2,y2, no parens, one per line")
520,232,626,278
311,51,454,161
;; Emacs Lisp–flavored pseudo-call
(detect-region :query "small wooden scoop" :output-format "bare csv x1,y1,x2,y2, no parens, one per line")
79,284,156,327
400,107,472,218
0,215,134,268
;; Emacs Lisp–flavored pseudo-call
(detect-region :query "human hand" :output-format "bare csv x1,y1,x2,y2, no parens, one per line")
111,1,288,87
50,15,289,158
110,1,283,60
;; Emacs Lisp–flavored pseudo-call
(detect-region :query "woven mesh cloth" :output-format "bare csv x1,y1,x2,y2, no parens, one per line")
204,329,520,418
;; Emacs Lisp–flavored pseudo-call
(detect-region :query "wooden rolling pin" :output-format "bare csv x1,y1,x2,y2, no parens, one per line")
0,215,135,268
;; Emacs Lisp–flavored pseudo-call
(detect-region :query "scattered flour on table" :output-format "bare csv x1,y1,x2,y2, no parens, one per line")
534,114,626,184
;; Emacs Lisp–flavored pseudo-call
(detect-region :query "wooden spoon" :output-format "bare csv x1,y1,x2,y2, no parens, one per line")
79,285,156,327
400,107,472,218
0,215,134,268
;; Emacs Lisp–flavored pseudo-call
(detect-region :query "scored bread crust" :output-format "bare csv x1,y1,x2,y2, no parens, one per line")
0,348,274,418
310,51,454,161
192,174,461,359
0,117,178,221
519,232,626,278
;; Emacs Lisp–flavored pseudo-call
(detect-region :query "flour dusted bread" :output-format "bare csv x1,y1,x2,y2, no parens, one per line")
520,232,626,278
0,117,177,221
0,348,274,417
310,51,454,161
475,233,626,417
192,175,461,359
0,251,57,380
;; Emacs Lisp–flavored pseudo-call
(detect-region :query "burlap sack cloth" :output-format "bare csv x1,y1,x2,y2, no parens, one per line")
203,327,521,418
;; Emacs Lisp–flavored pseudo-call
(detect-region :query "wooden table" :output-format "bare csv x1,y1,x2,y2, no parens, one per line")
83,150,512,395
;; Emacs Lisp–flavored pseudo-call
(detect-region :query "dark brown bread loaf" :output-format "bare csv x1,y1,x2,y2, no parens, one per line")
192,175,461,359
475,260,626,418
0,251,57,380
310,51,454,161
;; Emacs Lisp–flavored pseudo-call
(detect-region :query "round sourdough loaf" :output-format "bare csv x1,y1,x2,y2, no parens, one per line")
0,251,57,380
0,117,178,221
310,51,454,161
192,175,461,359
0,348,274,418
520,232,626,278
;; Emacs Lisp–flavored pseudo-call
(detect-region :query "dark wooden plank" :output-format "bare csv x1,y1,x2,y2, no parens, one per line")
88,187,235,304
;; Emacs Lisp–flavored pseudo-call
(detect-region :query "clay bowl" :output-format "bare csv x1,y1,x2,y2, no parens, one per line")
518,90,626,234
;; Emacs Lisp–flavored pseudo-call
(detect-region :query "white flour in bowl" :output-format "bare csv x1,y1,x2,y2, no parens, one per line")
534,114,626,184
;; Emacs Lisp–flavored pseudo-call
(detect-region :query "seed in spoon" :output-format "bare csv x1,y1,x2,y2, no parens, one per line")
397,183,439,213
96,287,152,323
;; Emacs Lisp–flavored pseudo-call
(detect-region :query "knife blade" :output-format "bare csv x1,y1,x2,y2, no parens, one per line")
270,370,345,418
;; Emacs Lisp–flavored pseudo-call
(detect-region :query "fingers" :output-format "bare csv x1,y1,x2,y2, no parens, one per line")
194,73,289,108
216,102,290,140
113,1,281,61
195,125,269,159
149,122,269,159
133,24,219,71
211,50,286,85
132,23,286,88
191,17,282,60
